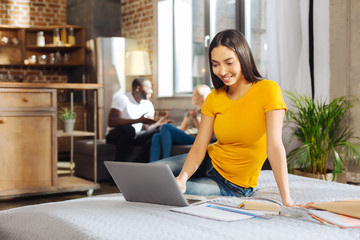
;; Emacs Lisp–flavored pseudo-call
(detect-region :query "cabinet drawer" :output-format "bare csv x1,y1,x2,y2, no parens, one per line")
0,89,55,108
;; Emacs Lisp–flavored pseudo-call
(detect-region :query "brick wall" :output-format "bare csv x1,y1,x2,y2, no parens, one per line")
0,0,67,83
121,0,154,68
0,0,66,26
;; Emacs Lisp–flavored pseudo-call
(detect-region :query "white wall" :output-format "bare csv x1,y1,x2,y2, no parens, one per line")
330,0,360,172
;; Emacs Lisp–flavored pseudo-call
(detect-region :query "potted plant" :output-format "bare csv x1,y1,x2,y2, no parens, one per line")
58,106,76,133
285,91,360,181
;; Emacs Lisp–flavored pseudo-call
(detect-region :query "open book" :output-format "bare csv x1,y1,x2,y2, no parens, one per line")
170,197,279,222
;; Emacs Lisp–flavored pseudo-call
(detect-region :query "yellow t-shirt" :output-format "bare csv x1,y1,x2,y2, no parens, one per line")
201,79,287,188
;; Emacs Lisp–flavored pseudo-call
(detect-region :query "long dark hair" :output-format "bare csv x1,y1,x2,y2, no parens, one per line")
208,29,263,89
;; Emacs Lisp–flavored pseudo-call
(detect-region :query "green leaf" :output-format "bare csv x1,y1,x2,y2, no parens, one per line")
284,91,360,180
58,106,76,120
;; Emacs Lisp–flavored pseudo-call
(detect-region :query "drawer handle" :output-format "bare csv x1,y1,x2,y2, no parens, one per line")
22,97,29,102
0,119,6,124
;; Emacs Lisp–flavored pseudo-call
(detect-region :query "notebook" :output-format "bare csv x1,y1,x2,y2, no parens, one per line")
104,161,203,207
309,199,360,219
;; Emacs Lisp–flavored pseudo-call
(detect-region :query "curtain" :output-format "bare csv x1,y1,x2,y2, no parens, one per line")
313,0,330,100
266,0,312,101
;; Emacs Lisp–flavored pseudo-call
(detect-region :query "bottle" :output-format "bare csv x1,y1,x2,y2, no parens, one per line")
36,31,45,46
50,53,55,64
53,28,60,45
55,50,62,63
63,53,70,63
39,54,47,64
68,27,76,45
61,28,67,45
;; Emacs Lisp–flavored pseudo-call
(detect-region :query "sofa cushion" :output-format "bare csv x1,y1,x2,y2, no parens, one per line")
74,139,116,156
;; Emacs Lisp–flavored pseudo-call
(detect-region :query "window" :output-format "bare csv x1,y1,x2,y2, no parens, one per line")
157,0,267,97
245,0,267,77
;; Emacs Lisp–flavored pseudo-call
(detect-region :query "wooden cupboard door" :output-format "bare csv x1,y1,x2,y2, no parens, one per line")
0,115,54,191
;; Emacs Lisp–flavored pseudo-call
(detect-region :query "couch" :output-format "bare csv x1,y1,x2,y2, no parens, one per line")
74,109,191,181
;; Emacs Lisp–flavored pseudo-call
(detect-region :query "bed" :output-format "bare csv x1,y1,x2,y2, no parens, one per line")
0,171,359,240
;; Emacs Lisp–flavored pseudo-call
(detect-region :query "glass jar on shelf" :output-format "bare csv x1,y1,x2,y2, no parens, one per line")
39,55,47,64
61,28,67,45
53,28,60,45
63,53,70,63
50,53,56,64
68,27,76,45
36,31,45,46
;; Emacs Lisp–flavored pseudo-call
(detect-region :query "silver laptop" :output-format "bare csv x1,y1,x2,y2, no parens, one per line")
104,161,202,207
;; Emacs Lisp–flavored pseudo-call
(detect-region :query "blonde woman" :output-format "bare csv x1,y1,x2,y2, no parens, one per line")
149,85,211,162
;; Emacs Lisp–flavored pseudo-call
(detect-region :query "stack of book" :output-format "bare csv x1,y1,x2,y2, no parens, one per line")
309,199,360,228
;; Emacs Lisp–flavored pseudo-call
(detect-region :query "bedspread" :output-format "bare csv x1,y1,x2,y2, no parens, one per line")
0,171,359,240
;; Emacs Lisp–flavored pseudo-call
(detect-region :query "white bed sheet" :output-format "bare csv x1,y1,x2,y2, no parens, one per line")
0,171,359,240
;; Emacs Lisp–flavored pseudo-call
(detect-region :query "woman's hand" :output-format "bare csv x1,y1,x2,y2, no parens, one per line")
157,113,171,126
283,199,314,209
176,176,187,193
189,109,197,119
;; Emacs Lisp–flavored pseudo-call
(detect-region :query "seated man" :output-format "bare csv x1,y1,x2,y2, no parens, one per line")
106,77,169,163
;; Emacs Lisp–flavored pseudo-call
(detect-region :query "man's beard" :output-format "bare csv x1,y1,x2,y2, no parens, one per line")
140,90,147,100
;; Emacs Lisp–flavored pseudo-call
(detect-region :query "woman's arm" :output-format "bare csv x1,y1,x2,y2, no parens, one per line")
189,109,200,129
265,109,294,207
176,114,215,192
179,115,188,131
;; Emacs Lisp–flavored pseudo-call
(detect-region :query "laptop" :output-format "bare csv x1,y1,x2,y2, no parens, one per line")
104,161,204,207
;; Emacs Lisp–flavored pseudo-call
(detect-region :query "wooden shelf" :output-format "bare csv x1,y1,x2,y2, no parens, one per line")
0,45,22,48
24,63,84,67
57,130,95,137
26,45,83,50
0,82,103,90
0,25,85,66
0,176,100,199
56,176,100,192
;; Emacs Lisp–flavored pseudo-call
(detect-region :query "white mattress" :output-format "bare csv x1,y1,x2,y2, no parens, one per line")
0,171,359,240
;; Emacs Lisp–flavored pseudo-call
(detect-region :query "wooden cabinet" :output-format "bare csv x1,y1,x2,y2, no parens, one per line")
0,82,101,198
0,25,85,66
0,88,57,196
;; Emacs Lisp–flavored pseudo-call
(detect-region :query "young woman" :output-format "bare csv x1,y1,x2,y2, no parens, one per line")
149,85,211,162
153,29,296,207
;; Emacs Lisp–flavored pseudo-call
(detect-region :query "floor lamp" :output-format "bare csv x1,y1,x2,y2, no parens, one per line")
125,50,152,76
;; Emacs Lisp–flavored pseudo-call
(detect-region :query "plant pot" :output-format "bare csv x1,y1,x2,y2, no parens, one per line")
346,172,360,184
62,119,75,133
294,169,347,183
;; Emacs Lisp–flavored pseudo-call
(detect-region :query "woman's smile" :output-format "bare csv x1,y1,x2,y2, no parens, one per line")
221,75,233,83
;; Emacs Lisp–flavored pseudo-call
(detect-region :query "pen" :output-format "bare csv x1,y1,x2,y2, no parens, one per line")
310,214,327,225
206,204,271,219
238,201,246,208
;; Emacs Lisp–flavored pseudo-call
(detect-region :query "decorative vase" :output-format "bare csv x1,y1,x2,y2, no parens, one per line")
62,119,75,133
294,169,347,183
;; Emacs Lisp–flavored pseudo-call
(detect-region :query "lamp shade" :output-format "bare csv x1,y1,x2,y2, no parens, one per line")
125,51,152,76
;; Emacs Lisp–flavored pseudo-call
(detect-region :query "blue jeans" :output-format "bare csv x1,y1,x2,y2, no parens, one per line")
152,153,254,197
150,124,195,162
